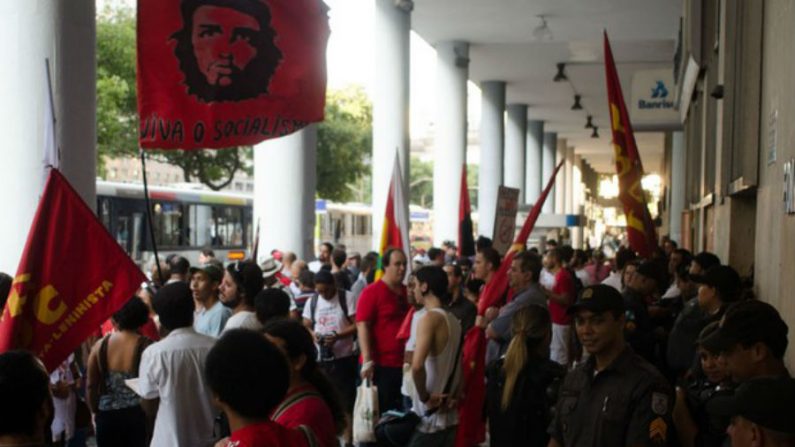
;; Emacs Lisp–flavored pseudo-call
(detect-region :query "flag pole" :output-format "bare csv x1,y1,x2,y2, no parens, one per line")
252,217,261,262
139,149,164,282
44,59,58,167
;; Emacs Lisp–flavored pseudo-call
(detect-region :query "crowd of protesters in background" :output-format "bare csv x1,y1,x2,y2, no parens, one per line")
1,235,793,447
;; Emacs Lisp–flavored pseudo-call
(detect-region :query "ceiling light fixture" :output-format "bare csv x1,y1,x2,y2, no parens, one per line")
532,15,553,41
571,94,583,110
585,115,594,129
554,63,567,82
591,126,599,138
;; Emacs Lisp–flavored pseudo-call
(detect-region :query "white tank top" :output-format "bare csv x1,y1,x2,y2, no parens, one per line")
411,307,463,433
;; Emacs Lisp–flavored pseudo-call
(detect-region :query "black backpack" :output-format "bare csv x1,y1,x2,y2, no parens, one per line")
566,267,585,300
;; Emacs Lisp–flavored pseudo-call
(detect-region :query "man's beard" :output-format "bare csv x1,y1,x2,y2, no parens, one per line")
221,294,241,309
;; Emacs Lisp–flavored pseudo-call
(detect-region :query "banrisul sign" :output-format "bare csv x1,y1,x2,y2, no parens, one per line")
638,80,674,109
630,69,679,129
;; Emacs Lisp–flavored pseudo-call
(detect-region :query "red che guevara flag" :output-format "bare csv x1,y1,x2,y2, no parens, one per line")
454,160,564,447
137,0,330,150
0,170,146,372
603,31,658,257
457,164,475,257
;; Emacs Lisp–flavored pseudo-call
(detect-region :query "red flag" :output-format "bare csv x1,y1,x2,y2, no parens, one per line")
603,31,658,257
454,159,564,447
137,0,330,149
0,170,146,372
376,153,411,281
457,164,475,257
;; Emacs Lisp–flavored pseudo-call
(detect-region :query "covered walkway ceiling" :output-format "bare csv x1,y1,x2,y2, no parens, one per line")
412,0,682,174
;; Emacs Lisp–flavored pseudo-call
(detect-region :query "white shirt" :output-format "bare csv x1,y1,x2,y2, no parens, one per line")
662,282,680,299
411,308,462,433
540,268,556,289
223,310,263,332
308,260,322,273
50,355,76,442
575,269,592,287
601,271,623,292
137,327,217,447
405,308,428,352
302,290,356,359
401,308,427,398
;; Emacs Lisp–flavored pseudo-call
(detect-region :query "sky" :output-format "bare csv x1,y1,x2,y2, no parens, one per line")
97,0,482,144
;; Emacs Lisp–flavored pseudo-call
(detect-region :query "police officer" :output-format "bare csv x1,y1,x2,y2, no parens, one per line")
706,377,795,447
548,285,674,447
673,321,734,447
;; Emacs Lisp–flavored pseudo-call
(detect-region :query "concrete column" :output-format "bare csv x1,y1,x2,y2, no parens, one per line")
554,138,567,214
504,104,527,203
372,0,410,250
478,81,506,239
254,126,317,261
542,132,557,213
669,131,685,244
56,0,96,209
0,1,96,274
432,41,468,246
565,146,575,214
525,120,544,205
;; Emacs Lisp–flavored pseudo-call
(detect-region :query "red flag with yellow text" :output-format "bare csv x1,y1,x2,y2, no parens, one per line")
0,170,146,372
137,0,330,149
455,160,564,447
604,31,658,257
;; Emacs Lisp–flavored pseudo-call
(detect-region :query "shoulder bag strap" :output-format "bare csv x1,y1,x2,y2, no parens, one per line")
310,294,319,326
442,321,465,395
132,335,152,375
338,289,352,324
271,390,322,421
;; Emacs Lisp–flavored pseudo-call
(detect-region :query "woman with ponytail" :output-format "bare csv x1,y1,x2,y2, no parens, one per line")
263,319,345,447
485,305,566,447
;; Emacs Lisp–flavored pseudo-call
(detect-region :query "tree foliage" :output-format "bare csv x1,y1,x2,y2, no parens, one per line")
96,6,138,166
96,5,249,189
316,86,372,202
410,156,433,207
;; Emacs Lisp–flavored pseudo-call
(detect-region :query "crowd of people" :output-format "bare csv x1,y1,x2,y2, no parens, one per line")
0,236,794,447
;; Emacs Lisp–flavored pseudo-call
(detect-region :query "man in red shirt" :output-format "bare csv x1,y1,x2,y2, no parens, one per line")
356,248,409,413
543,248,576,366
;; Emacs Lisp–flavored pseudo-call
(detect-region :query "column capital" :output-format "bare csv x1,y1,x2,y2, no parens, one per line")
436,41,469,69
393,0,414,13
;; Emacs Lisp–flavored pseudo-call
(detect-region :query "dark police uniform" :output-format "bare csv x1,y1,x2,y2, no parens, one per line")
549,346,674,446
682,374,733,447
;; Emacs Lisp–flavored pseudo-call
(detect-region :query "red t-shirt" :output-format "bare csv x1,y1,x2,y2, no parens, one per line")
271,385,337,447
224,420,310,447
355,280,408,368
549,268,575,325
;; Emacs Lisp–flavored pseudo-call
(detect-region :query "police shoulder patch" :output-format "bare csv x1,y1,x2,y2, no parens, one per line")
649,416,667,443
652,392,669,415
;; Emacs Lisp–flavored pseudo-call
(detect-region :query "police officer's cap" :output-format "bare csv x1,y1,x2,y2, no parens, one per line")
706,377,795,434
690,265,742,303
711,299,788,357
567,284,624,315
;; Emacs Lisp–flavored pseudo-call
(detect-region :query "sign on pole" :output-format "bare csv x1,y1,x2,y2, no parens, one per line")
491,186,520,255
